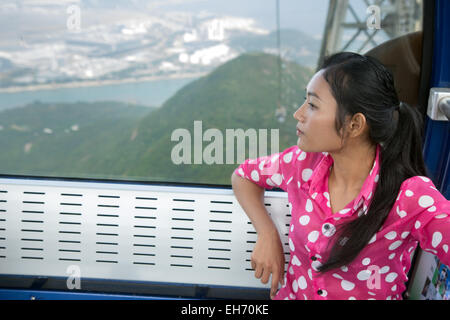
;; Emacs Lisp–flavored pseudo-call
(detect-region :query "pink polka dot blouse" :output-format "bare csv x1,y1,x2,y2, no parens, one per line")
234,143,450,300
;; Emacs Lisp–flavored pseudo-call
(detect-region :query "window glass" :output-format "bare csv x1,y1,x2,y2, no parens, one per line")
0,0,423,185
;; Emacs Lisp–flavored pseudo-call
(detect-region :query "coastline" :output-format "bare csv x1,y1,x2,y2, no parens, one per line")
0,72,207,94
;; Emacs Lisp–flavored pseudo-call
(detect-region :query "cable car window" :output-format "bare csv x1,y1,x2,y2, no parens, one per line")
0,0,423,185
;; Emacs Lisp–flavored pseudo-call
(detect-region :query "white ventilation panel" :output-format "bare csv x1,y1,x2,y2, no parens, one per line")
0,178,290,290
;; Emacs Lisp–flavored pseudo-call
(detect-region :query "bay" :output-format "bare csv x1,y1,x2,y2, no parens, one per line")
0,77,197,111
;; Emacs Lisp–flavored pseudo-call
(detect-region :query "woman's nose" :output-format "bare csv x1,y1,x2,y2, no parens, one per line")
293,104,304,121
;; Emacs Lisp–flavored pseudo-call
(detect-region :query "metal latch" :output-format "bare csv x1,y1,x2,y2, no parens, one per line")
428,88,450,121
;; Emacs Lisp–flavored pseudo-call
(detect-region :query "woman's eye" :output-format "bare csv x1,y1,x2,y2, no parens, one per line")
302,96,315,109
303,96,315,109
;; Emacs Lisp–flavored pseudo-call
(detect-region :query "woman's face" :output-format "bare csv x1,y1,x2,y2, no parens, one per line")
293,70,349,153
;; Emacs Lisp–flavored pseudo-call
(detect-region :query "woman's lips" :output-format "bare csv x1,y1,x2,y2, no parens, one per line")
296,129,303,136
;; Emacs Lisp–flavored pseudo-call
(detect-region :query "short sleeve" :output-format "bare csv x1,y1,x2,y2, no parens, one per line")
233,145,300,192
407,176,450,266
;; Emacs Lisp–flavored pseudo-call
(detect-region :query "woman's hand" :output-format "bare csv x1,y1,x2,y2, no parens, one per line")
251,229,285,299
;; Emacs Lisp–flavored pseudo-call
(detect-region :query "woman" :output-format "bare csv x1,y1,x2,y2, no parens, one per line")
231,52,450,300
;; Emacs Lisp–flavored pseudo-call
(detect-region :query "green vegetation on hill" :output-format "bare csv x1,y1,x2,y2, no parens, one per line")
0,101,152,177
0,53,313,185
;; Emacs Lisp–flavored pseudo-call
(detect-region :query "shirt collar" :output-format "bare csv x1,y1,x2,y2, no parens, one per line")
302,144,381,215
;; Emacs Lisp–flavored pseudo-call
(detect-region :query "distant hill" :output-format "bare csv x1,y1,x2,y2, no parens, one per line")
0,53,313,185
229,29,320,68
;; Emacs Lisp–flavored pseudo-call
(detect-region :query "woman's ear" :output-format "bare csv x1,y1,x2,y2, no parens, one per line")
349,113,368,138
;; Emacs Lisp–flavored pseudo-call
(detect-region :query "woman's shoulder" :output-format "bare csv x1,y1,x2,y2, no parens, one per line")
273,146,327,179
278,145,326,167
401,175,439,193
399,175,449,214
235,145,326,191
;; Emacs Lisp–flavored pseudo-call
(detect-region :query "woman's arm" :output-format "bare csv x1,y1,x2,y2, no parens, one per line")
231,172,285,299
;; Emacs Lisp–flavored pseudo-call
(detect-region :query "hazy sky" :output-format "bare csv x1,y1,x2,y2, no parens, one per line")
0,0,331,43
155,0,330,37
0,0,386,52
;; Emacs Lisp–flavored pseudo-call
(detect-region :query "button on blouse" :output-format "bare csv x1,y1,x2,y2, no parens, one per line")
234,144,450,300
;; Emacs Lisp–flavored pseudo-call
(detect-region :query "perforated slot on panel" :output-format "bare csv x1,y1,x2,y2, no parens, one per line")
133,196,157,266
208,200,233,270
170,198,195,268
245,219,257,272
284,202,292,268
21,191,46,261
96,194,120,264
0,189,7,259
58,193,83,262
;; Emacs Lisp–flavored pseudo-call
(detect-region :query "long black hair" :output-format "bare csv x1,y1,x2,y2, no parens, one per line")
316,52,430,273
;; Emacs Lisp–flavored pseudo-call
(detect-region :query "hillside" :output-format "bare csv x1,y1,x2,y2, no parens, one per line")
122,52,313,185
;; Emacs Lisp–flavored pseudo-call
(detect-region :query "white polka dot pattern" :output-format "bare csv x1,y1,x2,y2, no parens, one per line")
233,145,450,300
